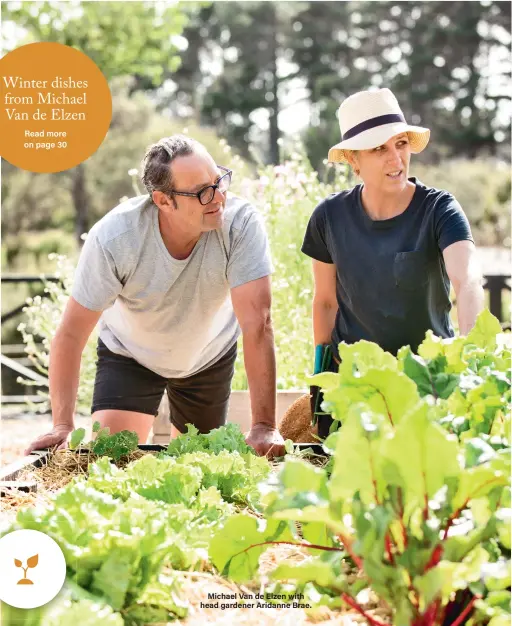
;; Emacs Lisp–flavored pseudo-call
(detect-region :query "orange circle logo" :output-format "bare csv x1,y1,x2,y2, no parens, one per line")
0,42,112,173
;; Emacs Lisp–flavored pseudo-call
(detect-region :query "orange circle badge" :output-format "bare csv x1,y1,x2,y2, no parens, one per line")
0,42,112,173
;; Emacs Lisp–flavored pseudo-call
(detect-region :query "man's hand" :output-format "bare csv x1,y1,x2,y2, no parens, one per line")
245,423,285,458
24,425,73,455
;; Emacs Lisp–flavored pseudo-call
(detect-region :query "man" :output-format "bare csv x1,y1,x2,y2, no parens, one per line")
25,135,285,457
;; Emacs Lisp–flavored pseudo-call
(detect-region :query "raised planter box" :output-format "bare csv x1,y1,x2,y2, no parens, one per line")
151,389,306,444
0,440,327,493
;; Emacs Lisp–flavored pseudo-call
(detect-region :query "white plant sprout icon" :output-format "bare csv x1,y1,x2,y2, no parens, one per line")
15,554,38,585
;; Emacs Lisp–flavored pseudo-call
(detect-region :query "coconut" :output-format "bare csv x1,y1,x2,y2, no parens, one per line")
279,394,318,443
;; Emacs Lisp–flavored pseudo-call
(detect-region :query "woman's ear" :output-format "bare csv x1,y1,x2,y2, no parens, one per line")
346,150,360,177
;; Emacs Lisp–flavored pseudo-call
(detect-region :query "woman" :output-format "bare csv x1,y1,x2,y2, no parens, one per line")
302,88,484,437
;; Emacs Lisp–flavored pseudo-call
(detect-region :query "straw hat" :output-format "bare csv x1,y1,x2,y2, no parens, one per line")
328,88,430,163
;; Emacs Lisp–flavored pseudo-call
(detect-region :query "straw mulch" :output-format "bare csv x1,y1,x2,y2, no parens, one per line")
4,448,151,490
174,543,389,626
0,449,153,524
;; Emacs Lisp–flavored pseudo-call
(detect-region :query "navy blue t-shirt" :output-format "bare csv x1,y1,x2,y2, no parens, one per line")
301,177,474,356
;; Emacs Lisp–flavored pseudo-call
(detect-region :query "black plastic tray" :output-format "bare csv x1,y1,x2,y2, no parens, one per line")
0,450,50,483
71,443,328,455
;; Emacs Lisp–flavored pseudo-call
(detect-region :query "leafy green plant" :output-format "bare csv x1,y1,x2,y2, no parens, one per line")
399,310,511,443
15,484,188,623
164,422,255,456
44,594,125,626
68,421,139,460
211,311,511,626
1,589,125,626
92,428,139,461
69,427,86,449
11,432,270,622
86,446,270,512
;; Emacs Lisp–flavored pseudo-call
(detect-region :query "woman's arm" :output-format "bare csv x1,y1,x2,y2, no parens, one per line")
443,240,484,335
312,260,338,345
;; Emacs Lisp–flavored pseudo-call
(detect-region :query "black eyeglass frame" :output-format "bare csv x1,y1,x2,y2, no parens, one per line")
169,165,232,205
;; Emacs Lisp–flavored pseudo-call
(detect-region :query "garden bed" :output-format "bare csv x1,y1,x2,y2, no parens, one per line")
2,312,510,626
1,442,388,626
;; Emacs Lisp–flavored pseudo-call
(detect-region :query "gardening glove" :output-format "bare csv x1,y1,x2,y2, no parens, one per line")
310,344,332,426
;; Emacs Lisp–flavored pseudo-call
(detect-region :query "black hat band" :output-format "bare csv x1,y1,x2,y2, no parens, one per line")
342,113,406,141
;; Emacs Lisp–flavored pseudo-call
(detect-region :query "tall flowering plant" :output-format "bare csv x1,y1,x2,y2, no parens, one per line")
231,149,348,389
18,253,98,414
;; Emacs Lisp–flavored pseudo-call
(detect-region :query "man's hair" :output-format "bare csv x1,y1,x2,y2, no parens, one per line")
141,135,200,195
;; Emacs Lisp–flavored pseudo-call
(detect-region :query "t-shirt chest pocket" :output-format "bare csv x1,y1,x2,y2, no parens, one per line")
394,251,429,290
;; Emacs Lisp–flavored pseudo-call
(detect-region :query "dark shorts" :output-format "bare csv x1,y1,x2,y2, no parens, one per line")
91,339,237,433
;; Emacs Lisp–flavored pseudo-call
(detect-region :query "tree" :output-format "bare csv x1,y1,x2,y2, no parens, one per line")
167,1,510,169
387,1,511,160
167,1,307,164
1,1,198,244
293,1,511,168
1,78,247,259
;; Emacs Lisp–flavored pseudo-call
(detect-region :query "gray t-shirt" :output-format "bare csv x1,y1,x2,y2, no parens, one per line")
72,194,272,378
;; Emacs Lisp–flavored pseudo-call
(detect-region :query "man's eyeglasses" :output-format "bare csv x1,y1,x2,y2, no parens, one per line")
171,165,232,205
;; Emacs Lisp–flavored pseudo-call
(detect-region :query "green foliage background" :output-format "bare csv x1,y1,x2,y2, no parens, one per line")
1,0,510,401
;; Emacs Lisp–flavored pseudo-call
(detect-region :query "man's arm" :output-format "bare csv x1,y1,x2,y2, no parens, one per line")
312,260,338,345
443,240,484,335
25,297,102,454
230,275,284,457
